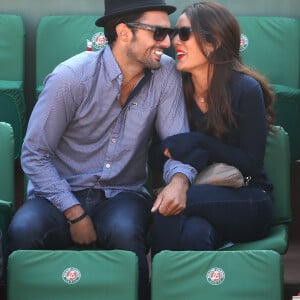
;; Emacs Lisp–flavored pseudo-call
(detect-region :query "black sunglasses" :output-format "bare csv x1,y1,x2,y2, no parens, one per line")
171,26,210,41
125,22,174,41
171,26,193,41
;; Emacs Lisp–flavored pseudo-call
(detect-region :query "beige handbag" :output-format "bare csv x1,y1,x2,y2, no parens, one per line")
194,163,250,188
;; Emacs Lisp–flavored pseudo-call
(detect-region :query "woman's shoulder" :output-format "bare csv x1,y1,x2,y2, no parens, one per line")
231,71,260,90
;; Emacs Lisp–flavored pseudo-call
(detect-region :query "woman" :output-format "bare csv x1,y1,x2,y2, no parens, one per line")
151,1,275,255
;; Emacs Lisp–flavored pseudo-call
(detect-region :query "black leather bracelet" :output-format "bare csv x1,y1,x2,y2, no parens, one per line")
67,212,87,225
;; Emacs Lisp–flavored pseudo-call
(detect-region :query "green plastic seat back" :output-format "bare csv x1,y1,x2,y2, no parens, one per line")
0,122,15,205
238,16,300,88
152,250,282,300
273,85,300,161
223,126,291,254
0,14,24,81
8,250,138,300
0,122,15,270
36,15,106,96
0,15,26,158
264,126,291,224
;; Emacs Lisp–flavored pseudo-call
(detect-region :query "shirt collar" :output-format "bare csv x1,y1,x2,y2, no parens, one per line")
102,46,122,81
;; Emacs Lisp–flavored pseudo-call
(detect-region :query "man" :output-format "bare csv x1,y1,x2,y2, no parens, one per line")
8,0,196,299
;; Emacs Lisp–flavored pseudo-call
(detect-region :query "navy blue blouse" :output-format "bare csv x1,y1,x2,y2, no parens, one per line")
162,71,273,192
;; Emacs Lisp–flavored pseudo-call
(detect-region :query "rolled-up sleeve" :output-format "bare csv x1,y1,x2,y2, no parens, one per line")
154,57,197,184
163,159,197,184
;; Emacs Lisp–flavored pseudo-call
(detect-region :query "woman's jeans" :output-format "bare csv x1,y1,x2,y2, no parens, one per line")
8,189,153,300
152,185,273,256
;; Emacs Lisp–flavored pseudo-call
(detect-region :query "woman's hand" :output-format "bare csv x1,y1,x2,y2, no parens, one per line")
164,148,172,158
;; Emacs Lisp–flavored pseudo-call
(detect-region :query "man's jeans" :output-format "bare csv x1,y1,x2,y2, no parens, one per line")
8,188,153,300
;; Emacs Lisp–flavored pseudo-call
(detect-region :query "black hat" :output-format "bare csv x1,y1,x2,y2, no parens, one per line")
95,0,176,27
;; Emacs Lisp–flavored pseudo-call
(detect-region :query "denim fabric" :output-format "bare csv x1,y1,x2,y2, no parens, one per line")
8,189,152,300
152,185,273,256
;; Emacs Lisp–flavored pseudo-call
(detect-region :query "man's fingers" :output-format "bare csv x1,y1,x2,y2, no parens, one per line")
151,195,163,212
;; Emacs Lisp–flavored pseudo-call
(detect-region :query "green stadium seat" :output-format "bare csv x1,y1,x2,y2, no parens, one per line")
36,15,106,97
152,250,282,300
0,122,16,278
223,126,291,253
273,85,300,163
8,249,138,300
0,15,26,158
238,16,300,88
237,16,300,161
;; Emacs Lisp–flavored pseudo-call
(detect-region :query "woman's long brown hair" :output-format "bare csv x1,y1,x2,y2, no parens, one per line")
182,2,275,139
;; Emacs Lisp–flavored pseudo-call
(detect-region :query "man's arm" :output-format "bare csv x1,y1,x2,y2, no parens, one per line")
151,172,190,215
22,67,96,245
152,58,197,215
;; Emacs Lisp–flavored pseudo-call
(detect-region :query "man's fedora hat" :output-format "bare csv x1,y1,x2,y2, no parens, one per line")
95,0,176,27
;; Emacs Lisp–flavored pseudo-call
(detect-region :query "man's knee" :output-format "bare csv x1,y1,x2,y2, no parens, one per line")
104,219,146,250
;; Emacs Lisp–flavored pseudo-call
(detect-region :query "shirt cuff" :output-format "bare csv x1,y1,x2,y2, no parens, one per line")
163,159,198,184
50,191,80,212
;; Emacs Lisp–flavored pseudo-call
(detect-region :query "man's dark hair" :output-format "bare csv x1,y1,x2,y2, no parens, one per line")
104,12,144,45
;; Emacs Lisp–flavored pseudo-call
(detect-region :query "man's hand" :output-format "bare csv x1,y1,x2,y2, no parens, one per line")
151,173,189,216
64,205,97,245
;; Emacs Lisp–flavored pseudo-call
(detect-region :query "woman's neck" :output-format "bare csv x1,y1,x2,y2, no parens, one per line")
192,64,210,92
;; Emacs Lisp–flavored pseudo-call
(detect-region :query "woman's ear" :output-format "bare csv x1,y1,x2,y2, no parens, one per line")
205,38,221,57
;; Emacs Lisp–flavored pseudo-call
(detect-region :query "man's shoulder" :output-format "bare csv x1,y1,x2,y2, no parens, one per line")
153,54,179,79
51,50,102,84
160,53,176,67
60,51,100,70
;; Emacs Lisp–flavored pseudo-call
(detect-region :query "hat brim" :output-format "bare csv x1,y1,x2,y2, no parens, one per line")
95,5,176,27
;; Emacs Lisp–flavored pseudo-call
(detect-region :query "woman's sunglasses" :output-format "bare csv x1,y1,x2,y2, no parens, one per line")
171,27,210,41
125,22,174,41
171,27,193,41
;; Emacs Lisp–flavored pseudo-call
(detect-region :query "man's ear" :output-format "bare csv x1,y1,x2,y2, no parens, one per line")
116,23,131,41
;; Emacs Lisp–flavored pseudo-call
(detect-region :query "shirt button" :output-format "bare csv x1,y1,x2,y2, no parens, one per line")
131,102,138,106
111,138,117,143
105,163,111,169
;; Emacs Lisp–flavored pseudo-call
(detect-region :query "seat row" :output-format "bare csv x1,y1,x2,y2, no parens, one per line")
1,14,300,162
0,120,291,299
7,248,282,300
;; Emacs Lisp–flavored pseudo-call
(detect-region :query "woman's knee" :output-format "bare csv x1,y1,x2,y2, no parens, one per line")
180,216,223,250
151,213,185,256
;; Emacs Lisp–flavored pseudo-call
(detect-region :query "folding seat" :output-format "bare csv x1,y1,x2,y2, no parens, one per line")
237,16,300,161
8,249,138,300
36,15,106,97
152,250,282,300
0,15,26,158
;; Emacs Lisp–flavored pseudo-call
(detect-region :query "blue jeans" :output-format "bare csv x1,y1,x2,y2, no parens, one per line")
8,189,152,300
152,185,273,256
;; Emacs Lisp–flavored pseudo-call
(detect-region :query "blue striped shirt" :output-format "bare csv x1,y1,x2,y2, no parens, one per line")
22,46,197,212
